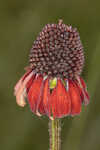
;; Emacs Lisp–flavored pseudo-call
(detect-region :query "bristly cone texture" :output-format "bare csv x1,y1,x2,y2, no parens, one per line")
14,20,89,119
29,19,84,79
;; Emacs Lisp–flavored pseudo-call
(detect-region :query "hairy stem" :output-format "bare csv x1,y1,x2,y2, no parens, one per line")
49,119,61,150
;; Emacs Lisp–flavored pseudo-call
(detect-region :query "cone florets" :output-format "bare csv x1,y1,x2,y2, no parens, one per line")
29,20,84,79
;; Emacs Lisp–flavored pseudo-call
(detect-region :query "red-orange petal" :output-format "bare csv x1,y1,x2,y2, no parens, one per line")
80,77,90,104
69,80,81,116
14,69,32,96
22,70,32,81
38,99,45,115
27,75,43,113
42,78,51,116
26,75,35,93
80,77,86,88
51,79,71,118
76,77,90,105
14,71,34,107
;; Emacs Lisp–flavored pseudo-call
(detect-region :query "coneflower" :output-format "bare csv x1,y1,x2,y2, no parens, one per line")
14,19,89,150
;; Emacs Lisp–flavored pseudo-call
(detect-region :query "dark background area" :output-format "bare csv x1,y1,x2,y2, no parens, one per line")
0,0,100,150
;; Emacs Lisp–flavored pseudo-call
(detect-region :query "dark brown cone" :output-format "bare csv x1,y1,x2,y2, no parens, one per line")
29,20,84,79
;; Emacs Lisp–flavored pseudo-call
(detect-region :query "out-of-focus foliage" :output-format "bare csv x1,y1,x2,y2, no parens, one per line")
0,0,100,150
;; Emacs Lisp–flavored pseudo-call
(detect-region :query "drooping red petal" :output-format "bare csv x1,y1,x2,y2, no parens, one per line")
26,75,35,93
27,75,43,113
80,77,86,88
22,69,32,81
76,84,84,103
14,69,32,96
69,80,81,116
51,79,71,118
76,77,90,105
80,77,90,103
14,71,34,107
38,99,45,115
41,78,51,116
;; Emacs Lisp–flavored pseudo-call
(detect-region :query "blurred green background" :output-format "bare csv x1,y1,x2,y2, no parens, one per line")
0,0,100,150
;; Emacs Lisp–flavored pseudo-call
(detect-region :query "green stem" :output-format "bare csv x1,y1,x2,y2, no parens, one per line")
49,119,61,150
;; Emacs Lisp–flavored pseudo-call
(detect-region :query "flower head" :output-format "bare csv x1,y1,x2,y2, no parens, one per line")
14,20,89,119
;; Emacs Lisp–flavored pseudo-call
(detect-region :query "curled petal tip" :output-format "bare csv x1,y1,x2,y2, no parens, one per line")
49,116,54,120
14,79,22,96
36,111,42,117
16,97,26,107
16,87,27,107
